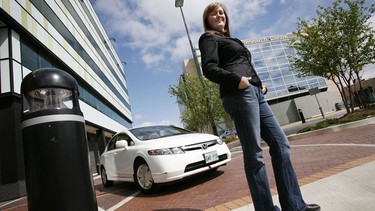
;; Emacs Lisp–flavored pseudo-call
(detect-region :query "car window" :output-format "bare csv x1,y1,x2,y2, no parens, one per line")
117,133,134,146
107,134,131,151
107,136,117,151
129,125,192,141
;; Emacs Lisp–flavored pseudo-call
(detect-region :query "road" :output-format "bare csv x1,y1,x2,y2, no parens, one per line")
3,110,374,211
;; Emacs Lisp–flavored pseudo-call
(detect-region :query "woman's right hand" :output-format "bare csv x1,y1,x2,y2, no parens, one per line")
238,76,252,89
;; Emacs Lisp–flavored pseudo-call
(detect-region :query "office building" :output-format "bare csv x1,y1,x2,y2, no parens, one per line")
183,33,341,126
0,0,132,201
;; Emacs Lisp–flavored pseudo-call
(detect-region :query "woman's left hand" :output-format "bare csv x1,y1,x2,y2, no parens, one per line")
262,85,268,95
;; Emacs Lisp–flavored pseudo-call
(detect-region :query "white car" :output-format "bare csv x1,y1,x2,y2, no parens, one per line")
99,125,231,193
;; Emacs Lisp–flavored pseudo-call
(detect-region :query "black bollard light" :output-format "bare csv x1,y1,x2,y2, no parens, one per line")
21,68,98,211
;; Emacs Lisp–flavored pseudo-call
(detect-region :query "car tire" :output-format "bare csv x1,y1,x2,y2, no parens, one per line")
101,167,113,187
134,160,158,193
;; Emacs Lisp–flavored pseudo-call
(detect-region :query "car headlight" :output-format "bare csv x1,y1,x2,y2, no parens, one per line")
148,147,185,155
217,138,224,145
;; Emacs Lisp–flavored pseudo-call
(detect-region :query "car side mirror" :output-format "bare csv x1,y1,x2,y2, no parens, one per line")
115,140,128,149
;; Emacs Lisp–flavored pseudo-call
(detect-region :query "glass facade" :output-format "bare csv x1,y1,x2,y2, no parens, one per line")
0,0,132,200
196,33,327,101
243,34,327,100
191,33,340,131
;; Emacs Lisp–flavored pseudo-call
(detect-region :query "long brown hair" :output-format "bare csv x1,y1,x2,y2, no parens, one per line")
202,2,231,37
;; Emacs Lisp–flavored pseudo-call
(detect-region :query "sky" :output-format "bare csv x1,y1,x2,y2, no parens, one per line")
89,0,375,128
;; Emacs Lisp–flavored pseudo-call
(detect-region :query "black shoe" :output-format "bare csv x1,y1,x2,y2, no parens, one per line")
304,204,321,211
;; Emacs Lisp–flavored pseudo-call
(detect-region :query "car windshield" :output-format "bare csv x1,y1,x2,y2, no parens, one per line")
129,125,192,141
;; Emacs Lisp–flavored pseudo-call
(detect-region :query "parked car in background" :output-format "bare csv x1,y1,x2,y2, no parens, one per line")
99,125,231,193
219,128,237,140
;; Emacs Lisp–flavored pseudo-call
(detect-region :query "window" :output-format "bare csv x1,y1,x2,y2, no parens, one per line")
21,42,39,70
253,59,266,68
252,52,263,60
283,75,296,84
276,56,289,65
258,72,271,80
117,133,134,146
107,136,117,151
273,49,285,57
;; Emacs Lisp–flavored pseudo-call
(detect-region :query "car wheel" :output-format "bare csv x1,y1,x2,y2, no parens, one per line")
101,167,113,187
134,160,158,193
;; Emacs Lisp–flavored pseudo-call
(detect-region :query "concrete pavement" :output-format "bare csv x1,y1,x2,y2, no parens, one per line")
233,159,375,211
227,117,375,211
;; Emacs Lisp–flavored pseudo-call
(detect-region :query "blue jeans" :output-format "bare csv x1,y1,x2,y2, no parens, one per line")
222,84,306,211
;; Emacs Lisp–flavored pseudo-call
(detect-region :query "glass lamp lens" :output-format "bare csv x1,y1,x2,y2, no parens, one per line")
24,88,73,113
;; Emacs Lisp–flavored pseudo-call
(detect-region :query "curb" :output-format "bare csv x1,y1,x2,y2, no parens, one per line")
228,117,375,152
287,117,375,141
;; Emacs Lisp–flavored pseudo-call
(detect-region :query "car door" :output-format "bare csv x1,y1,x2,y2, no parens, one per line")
101,136,118,178
112,133,134,180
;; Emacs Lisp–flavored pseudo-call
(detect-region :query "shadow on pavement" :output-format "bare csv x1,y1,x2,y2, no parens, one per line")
137,169,224,198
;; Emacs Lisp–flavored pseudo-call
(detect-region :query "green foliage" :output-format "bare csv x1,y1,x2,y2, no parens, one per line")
298,106,375,133
291,0,375,112
223,136,237,144
298,116,366,133
168,74,225,132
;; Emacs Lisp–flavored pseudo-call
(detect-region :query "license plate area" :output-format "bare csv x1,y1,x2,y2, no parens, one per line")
203,151,219,164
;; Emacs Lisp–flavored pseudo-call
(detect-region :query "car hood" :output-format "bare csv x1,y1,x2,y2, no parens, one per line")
140,133,220,148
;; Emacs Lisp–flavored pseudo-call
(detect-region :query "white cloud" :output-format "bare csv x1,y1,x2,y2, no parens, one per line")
132,113,183,128
91,0,274,71
134,120,182,128
92,0,373,72
134,114,144,120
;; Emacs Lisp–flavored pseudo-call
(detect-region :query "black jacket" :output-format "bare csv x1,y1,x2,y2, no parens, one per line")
198,32,261,98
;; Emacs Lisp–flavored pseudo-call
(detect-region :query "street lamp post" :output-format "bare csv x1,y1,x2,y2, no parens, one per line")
175,0,202,79
175,0,218,135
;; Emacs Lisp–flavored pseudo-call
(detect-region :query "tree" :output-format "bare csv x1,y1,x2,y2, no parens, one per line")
291,0,375,113
168,74,226,133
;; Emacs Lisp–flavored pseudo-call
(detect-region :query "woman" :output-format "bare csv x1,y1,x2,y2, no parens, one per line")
198,2,320,211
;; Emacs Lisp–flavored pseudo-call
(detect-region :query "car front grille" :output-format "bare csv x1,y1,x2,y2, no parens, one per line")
184,154,228,173
181,140,217,151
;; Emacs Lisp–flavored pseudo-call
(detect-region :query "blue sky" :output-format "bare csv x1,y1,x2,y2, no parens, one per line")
90,0,375,128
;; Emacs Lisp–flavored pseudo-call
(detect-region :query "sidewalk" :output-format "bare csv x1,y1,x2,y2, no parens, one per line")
233,160,375,211
229,117,375,211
